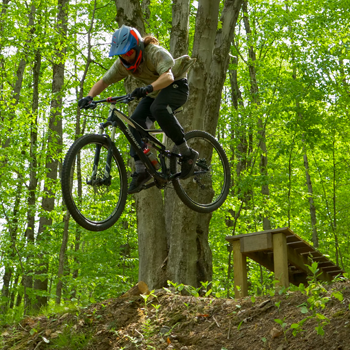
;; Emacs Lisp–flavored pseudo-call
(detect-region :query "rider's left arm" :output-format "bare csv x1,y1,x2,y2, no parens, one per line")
151,69,174,91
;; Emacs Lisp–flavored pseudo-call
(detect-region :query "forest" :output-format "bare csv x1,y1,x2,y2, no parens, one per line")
0,0,349,326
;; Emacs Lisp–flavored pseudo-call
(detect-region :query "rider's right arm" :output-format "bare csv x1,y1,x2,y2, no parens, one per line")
88,79,110,98
88,59,128,98
102,58,128,85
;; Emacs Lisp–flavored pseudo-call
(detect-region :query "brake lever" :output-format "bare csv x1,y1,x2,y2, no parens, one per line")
120,94,134,104
82,101,97,110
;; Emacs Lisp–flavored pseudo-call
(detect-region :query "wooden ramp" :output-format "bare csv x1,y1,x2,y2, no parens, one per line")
225,227,344,298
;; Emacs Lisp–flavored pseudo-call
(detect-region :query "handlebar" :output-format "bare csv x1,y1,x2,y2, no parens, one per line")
81,94,134,110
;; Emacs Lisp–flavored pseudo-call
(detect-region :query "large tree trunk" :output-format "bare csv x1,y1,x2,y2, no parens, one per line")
170,0,190,58
114,0,242,289
115,0,168,289
166,0,243,287
163,0,221,287
33,0,69,311
115,0,145,32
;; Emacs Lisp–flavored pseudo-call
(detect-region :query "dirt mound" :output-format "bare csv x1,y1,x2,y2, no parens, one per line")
1,281,350,350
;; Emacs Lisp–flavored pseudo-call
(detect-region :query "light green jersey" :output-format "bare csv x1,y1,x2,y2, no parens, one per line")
102,44,195,97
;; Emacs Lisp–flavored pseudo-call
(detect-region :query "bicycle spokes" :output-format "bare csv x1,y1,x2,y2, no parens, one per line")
64,136,126,227
170,130,230,213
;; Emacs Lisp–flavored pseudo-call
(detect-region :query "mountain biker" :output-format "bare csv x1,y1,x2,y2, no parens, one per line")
78,25,199,194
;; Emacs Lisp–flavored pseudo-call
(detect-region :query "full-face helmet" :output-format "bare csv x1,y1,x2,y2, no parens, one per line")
109,25,144,72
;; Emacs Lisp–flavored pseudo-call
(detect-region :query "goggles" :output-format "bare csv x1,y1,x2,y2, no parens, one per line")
122,49,134,57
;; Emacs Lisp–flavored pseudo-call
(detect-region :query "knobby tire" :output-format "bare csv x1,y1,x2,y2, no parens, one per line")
61,134,127,231
171,130,231,213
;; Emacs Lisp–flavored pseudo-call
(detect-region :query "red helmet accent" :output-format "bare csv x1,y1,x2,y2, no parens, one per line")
130,29,139,44
125,51,143,73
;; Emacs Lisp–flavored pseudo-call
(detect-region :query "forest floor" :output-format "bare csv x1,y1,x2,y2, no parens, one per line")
1,280,350,350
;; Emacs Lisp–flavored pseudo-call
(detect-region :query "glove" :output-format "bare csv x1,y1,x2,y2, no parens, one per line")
131,85,154,99
78,95,93,109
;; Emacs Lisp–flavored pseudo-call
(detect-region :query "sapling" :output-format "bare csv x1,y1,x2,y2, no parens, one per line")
274,317,288,341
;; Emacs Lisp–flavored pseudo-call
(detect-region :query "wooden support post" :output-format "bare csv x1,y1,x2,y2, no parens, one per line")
273,233,289,290
232,240,248,298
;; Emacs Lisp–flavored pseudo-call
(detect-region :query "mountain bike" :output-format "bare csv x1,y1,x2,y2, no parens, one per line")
61,94,231,231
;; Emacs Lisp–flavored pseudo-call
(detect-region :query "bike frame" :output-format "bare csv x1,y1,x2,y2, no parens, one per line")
91,96,182,190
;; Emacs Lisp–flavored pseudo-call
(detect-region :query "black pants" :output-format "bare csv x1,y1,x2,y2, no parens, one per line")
129,78,189,159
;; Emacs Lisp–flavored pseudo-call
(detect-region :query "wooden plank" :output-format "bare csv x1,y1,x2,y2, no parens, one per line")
287,241,306,248
245,251,274,272
287,246,332,283
226,227,293,242
295,247,314,254
286,236,301,243
232,240,248,298
240,233,272,253
273,233,289,289
290,272,308,285
310,256,329,262
327,270,343,275
300,251,323,257
320,266,339,271
318,262,335,267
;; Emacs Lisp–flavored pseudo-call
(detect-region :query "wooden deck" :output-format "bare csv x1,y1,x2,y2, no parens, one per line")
225,227,344,298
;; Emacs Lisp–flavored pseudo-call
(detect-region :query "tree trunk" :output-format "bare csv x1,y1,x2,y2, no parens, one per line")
286,1,319,247
56,212,70,304
1,4,35,148
242,0,271,230
164,0,220,287
181,0,220,131
23,50,41,314
0,180,22,315
303,150,318,247
115,0,145,33
287,138,295,227
114,0,242,289
166,0,242,286
114,0,168,290
229,44,252,232
33,0,69,311
69,0,97,300
9,274,19,309
170,0,190,58
203,0,243,135
1,268,12,315
332,139,343,268
13,4,36,105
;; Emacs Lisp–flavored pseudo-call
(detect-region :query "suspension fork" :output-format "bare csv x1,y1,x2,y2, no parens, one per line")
103,124,117,181
87,123,116,185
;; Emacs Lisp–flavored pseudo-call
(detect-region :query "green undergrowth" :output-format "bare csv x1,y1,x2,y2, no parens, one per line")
1,264,349,350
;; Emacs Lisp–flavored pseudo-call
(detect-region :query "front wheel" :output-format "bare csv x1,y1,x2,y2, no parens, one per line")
170,130,231,213
61,134,127,231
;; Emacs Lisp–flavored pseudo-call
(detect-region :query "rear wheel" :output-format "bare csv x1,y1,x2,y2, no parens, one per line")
61,134,127,231
170,130,231,213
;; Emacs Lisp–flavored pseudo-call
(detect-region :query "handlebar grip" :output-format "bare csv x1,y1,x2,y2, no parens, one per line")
79,94,134,109
80,101,97,110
